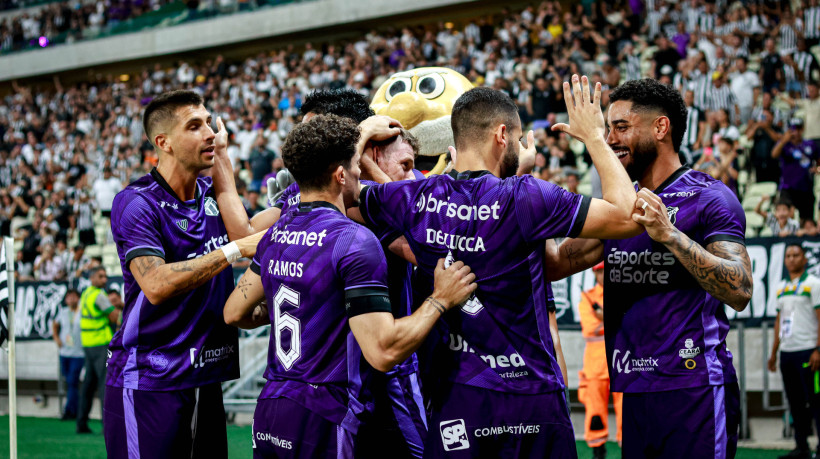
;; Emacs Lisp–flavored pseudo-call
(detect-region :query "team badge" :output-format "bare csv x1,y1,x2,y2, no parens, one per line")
666,206,679,225
444,251,484,315
204,197,220,216
176,219,188,231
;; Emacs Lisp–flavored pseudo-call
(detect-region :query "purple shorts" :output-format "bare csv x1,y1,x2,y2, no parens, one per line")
103,382,227,459
622,383,739,459
252,397,355,459
423,384,576,458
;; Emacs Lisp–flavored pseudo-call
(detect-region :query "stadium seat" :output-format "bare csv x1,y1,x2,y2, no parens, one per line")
745,181,777,200
759,226,773,237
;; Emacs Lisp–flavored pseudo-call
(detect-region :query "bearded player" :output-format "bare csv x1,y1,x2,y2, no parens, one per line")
547,79,752,458
223,114,476,457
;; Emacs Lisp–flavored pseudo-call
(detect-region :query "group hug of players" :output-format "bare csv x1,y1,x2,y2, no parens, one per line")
101,74,753,458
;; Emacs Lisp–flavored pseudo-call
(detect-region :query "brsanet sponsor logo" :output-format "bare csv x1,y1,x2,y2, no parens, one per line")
416,193,501,221
611,349,658,374
190,344,236,368
440,419,469,451
606,247,676,285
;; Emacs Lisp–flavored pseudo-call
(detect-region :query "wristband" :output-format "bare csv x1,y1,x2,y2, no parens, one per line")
221,241,241,264
426,297,447,316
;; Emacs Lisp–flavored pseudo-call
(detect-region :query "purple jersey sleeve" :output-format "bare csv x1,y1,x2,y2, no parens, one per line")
337,225,390,292
113,192,165,265
514,176,590,242
251,226,276,275
273,183,301,211
359,181,420,235
698,183,746,245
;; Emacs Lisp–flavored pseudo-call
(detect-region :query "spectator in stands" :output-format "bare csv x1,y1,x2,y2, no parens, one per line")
681,87,706,165
768,242,820,459
746,107,782,183
33,242,65,281
772,119,819,221
799,219,819,237
64,244,90,283
73,191,96,246
728,57,760,124
107,288,124,331
759,38,783,93
52,288,83,421
756,196,801,237
91,168,122,219
781,82,820,143
695,135,739,197
246,135,276,192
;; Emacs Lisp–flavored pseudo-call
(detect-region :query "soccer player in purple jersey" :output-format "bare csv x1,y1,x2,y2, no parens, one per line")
547,79,753,458
104,90,265,459
353,76,642,457
222,114,477,458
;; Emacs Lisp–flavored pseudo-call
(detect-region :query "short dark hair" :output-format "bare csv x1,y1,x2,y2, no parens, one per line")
143,90,204,147
785,241,805,254
451,87,520,151
300,89,375,123
776,197,794,208
89,266,106,276
106,288,121,296
609,79,688,153
282,114,361,192
64,288,79,299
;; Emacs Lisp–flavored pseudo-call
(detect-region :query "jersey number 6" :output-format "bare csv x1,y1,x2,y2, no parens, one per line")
273,284,301,370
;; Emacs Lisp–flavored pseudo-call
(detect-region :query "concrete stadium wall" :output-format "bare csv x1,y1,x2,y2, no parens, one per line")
0,327,785,393
0,0,482,81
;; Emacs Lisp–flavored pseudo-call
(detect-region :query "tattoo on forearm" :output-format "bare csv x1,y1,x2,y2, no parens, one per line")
666,236,753,309
134,252,229,299
133,256,162,277
237,275,254,300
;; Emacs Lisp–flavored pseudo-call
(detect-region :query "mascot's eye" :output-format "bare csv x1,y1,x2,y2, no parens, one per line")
385,77,412,102
416,73,445,99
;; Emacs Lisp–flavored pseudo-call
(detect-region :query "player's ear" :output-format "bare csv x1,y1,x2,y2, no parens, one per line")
154,133,172,155
495,124,507,148
334,164,345,186
655,116,670,141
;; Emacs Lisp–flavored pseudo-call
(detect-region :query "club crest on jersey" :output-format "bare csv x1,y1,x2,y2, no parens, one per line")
666,206,679,225
444,251,483,315
204,197,220,216
176,219,188,232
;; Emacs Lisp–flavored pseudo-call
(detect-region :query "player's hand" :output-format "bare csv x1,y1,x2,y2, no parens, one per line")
550,75,605,145
632,188,676,244
214,116,228,153
431,258,477,310
767,353,777,372
811,350,820,372
518,130,536,175
236,230,266,259
251,301,269,325
359,115,402,143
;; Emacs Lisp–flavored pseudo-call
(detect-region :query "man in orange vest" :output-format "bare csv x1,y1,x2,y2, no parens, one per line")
578,261,622,458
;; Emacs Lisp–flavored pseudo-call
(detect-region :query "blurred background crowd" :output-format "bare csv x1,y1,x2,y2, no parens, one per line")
0,0,819,282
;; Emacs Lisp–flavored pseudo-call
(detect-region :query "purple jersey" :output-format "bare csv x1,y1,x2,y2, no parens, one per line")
603,168,745,393
108,169,239,391
779,140,819,192
251,201,390,431
360,170,590,394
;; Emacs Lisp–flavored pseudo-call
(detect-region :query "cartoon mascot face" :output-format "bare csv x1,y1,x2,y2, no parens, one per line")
371,67,473,176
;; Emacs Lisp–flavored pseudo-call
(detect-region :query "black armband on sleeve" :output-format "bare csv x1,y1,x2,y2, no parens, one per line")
250,260,262,275
125,248,165,269
345,287,392,318
567,195,592,239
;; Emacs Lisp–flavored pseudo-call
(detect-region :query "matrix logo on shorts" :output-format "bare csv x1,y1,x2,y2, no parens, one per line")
440,419,470,451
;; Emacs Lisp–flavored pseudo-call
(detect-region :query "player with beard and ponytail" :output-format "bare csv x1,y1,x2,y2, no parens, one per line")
546,78,753,458
353,78,642,457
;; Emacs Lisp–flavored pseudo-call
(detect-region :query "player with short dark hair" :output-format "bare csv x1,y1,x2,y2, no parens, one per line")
354,76,641,457
223,114,476,458
548,78,752,458
104,89,264,458
299,88,376,123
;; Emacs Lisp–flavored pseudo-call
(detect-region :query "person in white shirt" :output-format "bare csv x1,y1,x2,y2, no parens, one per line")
91,168,122,219
729,57,761,124
769,243,820,459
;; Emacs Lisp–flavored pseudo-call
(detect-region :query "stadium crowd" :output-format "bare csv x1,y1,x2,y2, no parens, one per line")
1,0,820,282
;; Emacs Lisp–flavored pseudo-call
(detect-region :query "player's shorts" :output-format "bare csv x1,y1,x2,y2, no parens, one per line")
103,382,227,459
622,382,739,459
252,396,355,459
357,359,428,458
423,383,576,458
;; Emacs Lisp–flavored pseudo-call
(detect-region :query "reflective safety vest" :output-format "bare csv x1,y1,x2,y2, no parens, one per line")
80,285,112,347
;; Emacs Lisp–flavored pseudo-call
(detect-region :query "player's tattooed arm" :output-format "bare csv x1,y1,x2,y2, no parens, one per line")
634,188,752,311
130,232,264,305
224,268,269,329
544,238,604,282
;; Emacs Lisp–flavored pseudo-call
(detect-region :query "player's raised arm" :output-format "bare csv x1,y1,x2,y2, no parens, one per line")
349,258,476,372
633,188,752,311
210,116,281,239
130,231,264,305
544,238,604,282
552,75,641,239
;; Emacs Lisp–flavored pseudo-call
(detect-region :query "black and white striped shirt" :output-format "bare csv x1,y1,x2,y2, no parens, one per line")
709,84,737,113
683,106,704,149
691,72,712,110
625,54,641,81
698,11,716,32
795,51,819,83
805,6,820,39
780,22,802,54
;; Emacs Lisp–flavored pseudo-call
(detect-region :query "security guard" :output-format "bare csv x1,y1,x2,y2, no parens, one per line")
77,266,115,434
578,262,622,458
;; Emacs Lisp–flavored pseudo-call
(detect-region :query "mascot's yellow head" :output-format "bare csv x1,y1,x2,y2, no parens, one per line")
371,67,473,175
